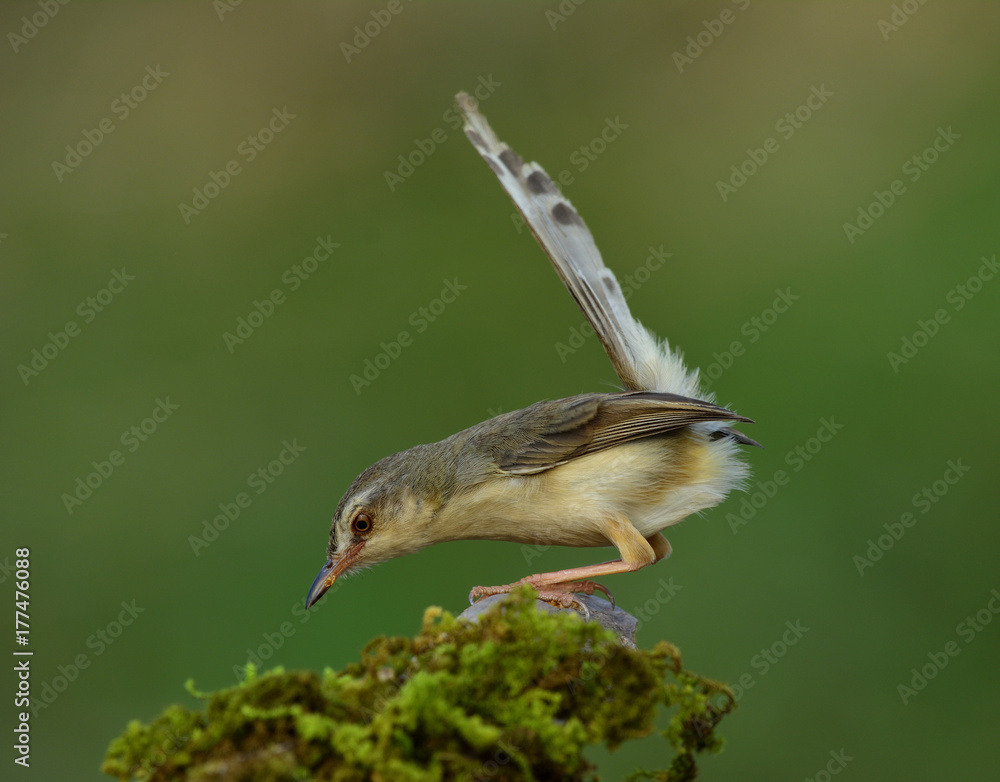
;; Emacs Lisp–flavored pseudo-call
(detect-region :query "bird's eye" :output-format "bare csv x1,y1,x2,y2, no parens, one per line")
351,512,373,535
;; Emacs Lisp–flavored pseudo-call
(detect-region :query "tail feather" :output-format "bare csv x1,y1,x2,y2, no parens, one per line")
457,93,701,398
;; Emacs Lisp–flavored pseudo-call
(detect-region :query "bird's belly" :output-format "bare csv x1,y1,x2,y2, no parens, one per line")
440,432,746,547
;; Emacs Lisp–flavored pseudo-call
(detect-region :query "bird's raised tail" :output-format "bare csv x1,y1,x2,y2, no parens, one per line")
456,92,701,399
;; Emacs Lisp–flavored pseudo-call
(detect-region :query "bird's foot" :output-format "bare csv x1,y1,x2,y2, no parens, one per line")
468,577,615,619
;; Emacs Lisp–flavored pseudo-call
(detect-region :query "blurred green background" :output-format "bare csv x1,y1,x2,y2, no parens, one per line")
3,2,999,779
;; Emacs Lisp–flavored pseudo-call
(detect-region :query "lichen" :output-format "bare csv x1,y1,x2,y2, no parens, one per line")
102,586,734,781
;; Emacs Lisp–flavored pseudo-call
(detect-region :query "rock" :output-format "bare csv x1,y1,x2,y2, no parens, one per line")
458,593,638,649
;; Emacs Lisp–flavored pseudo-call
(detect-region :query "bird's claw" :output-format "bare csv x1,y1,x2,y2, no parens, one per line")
467,578,614,619
468,584,506,605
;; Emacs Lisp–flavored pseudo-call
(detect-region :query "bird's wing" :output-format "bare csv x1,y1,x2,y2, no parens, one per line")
457,92,647,391
495,392,752,475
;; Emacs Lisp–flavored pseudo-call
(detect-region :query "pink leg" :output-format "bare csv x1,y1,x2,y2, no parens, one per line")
469,521,672,613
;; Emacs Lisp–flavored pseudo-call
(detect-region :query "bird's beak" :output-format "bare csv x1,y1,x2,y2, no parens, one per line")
306,540,365,609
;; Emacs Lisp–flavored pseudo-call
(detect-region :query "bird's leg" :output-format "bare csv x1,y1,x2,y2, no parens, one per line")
469,520,672,615
470,575,614,610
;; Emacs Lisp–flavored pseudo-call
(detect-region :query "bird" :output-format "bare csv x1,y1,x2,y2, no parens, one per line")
306,92,758,612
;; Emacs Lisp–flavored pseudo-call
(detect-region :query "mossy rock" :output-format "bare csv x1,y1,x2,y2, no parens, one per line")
103,586,734,781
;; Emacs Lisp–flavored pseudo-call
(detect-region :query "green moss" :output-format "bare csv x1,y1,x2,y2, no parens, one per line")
103,586,734,781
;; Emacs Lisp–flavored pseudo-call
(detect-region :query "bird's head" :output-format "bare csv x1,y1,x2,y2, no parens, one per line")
305,447,446,608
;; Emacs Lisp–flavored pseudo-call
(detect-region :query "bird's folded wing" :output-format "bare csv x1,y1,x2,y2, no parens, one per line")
496,392,752,475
